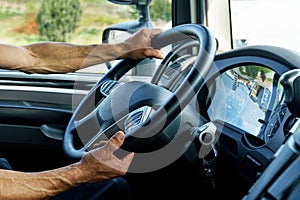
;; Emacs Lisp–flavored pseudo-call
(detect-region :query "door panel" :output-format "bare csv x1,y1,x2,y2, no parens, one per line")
0,71,98,171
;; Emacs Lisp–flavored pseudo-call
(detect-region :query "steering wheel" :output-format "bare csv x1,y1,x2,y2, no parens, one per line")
63,24,216,166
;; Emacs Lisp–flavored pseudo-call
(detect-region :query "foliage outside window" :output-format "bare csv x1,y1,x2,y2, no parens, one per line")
0,0,171,45
129,0,171,22
37,0,82,42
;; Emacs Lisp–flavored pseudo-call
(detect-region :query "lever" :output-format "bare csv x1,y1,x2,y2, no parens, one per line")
193,122,219,189
194,122,218,160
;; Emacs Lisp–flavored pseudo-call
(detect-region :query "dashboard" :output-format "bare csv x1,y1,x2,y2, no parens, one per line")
151,42,299,197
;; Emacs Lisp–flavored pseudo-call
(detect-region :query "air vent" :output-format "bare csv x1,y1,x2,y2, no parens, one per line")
125,111,144,132
124,106,152,132
163,63,181,79
100,80,119,96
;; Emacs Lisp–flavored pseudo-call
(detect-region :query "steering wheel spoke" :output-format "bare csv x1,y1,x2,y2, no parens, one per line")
74,109,102,144
84,106,152,150
99,80,121,97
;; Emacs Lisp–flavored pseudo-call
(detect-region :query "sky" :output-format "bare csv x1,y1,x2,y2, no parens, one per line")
231,0,300,53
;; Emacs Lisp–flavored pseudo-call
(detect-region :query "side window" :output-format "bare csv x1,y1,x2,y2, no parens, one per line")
77,0,172,75
0,0,171,75
207,65,283,137
230,0,300,53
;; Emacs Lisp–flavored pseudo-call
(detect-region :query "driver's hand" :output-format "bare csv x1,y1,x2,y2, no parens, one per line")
77,131,134,183
120,28,165,60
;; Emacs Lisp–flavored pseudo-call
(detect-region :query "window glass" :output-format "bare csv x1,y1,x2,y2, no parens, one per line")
0,0,171,74
231,0,300,53
207,65,281,137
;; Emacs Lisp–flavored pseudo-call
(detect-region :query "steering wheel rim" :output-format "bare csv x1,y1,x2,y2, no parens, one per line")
63,24,216,161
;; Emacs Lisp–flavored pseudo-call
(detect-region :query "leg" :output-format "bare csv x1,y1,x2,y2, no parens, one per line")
50,177,132,200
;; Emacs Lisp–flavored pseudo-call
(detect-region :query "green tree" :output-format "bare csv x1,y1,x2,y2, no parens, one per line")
37,0,82,42
129,0,171,22
150,0,171,22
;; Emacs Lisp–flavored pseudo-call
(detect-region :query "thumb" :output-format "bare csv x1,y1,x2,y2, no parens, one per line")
107,131,125,151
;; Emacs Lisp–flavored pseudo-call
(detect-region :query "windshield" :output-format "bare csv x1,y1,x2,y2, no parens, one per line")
231,0,300,53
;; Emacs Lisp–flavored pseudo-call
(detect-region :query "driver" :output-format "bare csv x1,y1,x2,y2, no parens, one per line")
0,28,164,199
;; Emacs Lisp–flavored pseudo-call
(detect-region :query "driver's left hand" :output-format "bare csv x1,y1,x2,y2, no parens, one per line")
120,28,165,60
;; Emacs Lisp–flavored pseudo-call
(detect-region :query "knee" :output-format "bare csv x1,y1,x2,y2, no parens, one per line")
111,177,132,199
0,158,12,170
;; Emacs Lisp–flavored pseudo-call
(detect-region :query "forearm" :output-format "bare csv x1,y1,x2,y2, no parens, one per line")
20,42,127,74
0,42,127,74
0,163,87,200
0,28,163,74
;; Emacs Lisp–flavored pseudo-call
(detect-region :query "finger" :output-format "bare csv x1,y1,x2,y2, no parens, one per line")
149,28,164,37
92,141,106,149
105,131,125,152
144,48,164,59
